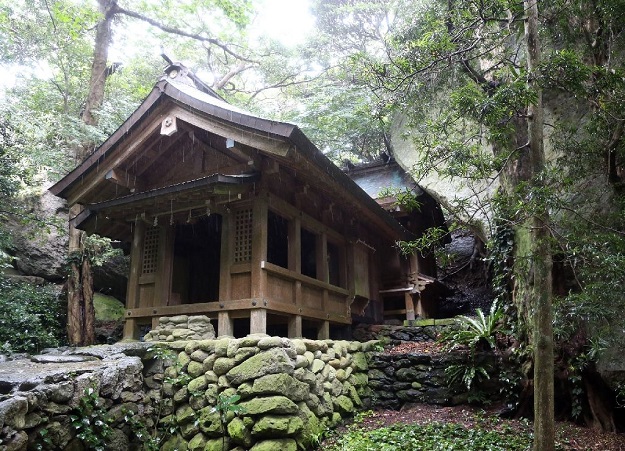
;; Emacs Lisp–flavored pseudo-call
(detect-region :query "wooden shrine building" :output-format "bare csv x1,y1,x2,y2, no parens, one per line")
50,63,444,340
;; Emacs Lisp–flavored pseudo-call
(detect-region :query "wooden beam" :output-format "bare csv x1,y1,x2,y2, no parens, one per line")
122,318,139,341
405,292,416,321
124,297,351,324
154,226,174,308
267,193,344,242
125,220,145,310
261,261,349,295
105,168,143,192
67,115,165,205
133,131,189,178
251,194,269,300
172,106,292,157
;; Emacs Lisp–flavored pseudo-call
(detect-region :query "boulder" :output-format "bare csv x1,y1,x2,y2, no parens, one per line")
227,417,253,448
251,415,303,437
238,396,298,415
226,348,294,385
250,438,297,451
7,189,68,281
249,373,309,401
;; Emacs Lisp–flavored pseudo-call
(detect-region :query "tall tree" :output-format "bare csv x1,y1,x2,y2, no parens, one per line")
66,0,116,346
524,1,554,448
285,0,623,440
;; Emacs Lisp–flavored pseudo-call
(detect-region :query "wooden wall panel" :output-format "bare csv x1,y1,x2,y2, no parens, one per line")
302,285,323,310
139,285,155,308
266,274,295,304
327,292,347,315
231,273,251,299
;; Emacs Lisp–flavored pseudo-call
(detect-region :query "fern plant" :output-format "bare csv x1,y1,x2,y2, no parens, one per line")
440,303,507,397
440,302,505,352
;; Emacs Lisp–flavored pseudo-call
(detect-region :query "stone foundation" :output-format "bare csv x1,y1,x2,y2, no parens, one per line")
0,325,501,450
143,315,216,342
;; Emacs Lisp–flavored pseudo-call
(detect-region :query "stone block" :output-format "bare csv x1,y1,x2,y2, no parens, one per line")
213,357,236,376
238,396,298,415
227,417,253,448
226,348,294,385
251,414,303,437
250,438,297,451
250,373,309,401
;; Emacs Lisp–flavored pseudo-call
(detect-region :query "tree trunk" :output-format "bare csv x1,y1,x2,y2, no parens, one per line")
66,0,115,346
524,1,555,449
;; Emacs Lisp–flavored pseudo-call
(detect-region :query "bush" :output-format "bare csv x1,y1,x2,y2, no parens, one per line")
0,277,65,353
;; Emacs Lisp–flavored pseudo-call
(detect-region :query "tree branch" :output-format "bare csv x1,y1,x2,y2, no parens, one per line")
113,5,259,65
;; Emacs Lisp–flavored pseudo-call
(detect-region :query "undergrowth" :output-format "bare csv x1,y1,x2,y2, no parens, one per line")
322,421,533,450
0,277,64,353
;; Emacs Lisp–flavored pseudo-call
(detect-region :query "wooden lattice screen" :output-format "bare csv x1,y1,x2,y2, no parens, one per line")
234,209,253,263
142,226,160,274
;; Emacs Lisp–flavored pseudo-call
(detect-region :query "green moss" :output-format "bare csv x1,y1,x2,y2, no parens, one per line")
93,293,125,321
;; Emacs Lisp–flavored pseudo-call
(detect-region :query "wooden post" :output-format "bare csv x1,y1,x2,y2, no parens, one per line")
154,225,174,307
219,212,232,301
405,292,416,321
123,221,145,340
288,315,302,338
251,194,269,300
218,311,233,336
250,309,267,334
126,221,145,310
290,217,302,306
317,320,330,340
122,318,139,341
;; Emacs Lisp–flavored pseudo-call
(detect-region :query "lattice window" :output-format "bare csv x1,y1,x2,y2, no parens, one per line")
234,209,253,263
142,226,160,274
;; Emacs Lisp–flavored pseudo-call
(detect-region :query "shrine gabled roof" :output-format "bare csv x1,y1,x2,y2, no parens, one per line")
50,73,414,241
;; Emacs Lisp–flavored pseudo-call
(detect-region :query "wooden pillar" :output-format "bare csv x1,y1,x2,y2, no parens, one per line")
154,225,174,307
123,221,145,340
405,292,416,321
317,232,328,283
218,311,233,336
126,221,145,310
289,217,302,306
317,320,330,340
250,309,267,334
288,315,302,338
251,195,269,300
219,211,232,301
122,318,139,341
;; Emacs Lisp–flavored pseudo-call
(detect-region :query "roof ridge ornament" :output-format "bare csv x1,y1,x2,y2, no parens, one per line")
160,53,224,100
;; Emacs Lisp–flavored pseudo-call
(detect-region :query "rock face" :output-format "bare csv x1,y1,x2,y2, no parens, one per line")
7,189,68,281
4,186,129,300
